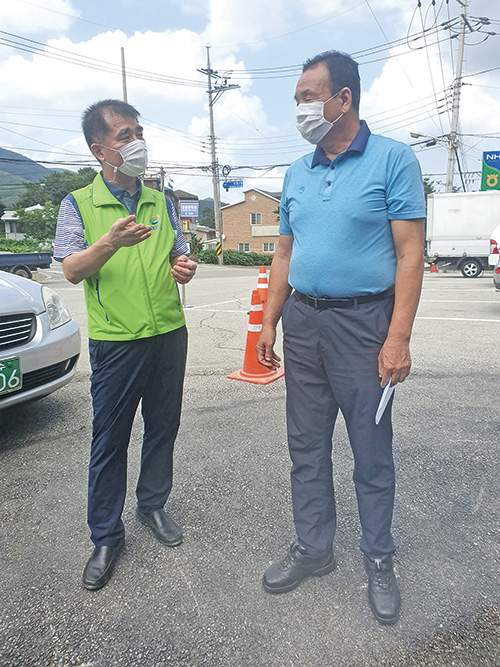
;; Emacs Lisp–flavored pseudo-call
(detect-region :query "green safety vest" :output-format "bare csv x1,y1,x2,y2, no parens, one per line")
71,174,185,341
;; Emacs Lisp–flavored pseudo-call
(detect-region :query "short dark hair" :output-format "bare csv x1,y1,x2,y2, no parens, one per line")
303,51,360,112
82,99,140,148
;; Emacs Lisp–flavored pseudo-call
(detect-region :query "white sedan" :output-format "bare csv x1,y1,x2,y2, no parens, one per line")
0,272,80,410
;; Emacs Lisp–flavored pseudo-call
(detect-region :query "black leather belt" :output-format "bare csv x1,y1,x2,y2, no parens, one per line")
294,287,394,309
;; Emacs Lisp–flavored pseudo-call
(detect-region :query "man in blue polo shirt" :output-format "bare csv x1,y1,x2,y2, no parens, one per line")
256,51,425,625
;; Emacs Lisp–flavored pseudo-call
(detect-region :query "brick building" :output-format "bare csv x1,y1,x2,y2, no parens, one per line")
222,189,281,254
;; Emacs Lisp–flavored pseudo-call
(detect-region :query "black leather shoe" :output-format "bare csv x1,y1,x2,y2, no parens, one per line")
364,554,401,625
263,540,336,594
82,538,124,591
136,508,183,546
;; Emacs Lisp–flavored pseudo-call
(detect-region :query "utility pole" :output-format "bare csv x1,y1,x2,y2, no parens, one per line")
445,0,469,192
121,47,128,103
198,45,239,265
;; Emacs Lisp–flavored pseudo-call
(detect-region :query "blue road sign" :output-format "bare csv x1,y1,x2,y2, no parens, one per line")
223,180,244,191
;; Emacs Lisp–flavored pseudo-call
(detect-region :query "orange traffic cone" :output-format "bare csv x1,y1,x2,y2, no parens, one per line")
430,263,438,273
227,290,285,385
257,265,268,309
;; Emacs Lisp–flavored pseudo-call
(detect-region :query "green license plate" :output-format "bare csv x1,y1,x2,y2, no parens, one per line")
0,357,22,395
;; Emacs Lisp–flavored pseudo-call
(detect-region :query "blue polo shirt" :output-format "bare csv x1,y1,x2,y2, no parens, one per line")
279,121,425,297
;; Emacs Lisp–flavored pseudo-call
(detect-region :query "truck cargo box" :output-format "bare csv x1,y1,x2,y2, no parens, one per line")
426,191,500,277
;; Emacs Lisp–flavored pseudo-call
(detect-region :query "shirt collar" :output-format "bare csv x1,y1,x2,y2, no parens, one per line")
102,176,142,200
311,120,371,168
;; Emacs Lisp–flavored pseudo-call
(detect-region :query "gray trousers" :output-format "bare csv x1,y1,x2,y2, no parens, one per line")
282,291,396,558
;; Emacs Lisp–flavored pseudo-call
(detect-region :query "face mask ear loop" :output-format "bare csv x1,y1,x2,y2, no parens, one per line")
97,144,121,182
102,160,119,183
331,112,344,126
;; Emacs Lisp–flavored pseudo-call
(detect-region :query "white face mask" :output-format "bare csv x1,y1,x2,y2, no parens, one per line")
296,92,344,144
101,139,148,177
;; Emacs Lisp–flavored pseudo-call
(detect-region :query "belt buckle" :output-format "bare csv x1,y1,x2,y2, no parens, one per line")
310,295,319,308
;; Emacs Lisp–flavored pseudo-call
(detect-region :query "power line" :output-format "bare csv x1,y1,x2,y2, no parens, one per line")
418,0,446,134
224,19,458,77
0,30,207,88
363,0,442,133
433,0,452,127
13,0,137,37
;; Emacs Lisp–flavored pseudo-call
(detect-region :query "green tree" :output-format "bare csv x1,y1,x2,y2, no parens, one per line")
16,167,97,208
15,201,59,241
200,207,215,228
423,177,436,200
0,200,5,219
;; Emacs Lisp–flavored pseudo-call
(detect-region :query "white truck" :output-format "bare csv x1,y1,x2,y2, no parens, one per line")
426,191,500,277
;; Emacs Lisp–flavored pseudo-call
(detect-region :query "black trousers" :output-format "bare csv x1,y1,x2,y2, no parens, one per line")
282,292,395,558
87,327,187,546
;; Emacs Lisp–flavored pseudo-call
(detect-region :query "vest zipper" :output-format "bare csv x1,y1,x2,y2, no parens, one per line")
135,204,158,332
95,279,109,322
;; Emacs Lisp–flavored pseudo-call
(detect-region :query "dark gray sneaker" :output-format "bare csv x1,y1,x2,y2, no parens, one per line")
263,540,336,594
364,553,401,625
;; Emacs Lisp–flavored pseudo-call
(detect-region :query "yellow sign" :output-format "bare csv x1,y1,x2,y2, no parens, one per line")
216,242,222,256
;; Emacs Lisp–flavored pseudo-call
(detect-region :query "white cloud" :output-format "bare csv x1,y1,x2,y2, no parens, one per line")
0,0,78,34
296,0,409,25
202,0,290,51
362,43,452,141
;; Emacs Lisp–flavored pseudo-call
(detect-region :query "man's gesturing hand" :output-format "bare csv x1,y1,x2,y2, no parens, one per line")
108,215,151,249
378,337,411,387
171,255,197,284
256,324,281,369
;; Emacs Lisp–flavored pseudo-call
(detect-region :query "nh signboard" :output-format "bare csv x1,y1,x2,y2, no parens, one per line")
481,151,500,191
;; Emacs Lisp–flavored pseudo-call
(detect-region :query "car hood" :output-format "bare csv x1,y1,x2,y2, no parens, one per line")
0,271,44,315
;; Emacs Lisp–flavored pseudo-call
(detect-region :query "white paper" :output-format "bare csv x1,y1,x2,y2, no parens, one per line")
375,382,395,425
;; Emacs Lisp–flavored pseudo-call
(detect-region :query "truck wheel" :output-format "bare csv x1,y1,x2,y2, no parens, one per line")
12,265,32,280
460,259,483,278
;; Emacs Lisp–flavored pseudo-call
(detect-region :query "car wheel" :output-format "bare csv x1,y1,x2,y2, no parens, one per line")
460,259,483,278
12,265,32,280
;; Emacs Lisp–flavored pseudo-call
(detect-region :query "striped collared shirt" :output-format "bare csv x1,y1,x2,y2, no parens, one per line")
54,177,189,262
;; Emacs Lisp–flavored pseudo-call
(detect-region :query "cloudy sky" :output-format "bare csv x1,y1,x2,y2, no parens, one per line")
0,0,498,202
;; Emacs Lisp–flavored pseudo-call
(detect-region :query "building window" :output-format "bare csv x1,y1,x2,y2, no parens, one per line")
250,212,262,226
238,243,250,253
262,242,275,253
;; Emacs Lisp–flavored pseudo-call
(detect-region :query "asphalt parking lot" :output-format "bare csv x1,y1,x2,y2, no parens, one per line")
1,264,499,666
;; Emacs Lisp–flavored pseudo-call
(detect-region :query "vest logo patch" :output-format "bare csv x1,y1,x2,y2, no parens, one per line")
149,214,161,230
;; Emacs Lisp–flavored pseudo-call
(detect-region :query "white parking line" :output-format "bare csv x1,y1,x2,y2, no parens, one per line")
185,309,245,314
416,316,500,323
191,299,241,309
422,288,493,292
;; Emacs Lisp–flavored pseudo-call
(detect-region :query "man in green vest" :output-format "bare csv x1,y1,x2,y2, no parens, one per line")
54,99,197,590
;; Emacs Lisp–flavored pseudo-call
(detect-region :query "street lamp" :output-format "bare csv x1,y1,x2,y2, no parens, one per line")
410,131,449,147
410,135,437,147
